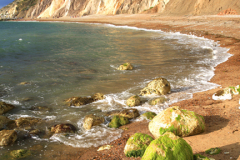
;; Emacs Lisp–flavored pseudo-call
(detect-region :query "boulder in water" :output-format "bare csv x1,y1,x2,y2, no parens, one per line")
91,93,105,101
149,97,168,105
140,78,171,96
141,112,156,120
107,109,140,119
117,62,133,70
141,132,193,160
108,115,129,128
83,114,105,130
51,124,77,134
0,130,17,146
124,133,154,158
149,106,205,138
15,117,42,129
126,95,141,107
0,101,15,115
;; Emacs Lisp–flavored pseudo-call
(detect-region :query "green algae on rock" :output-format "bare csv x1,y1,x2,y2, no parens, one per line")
117,62,133,70
141,132,193,160
83,114,105,130
140,78,171,96
124,133,154,157
126,95,141,107
149,97,169,105
141,112,157,120
10,149,31,159
205,147,221,155
149,106,205,138
108,115,129,128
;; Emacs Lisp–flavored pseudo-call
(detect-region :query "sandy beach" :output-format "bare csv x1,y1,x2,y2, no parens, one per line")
16,14,240,160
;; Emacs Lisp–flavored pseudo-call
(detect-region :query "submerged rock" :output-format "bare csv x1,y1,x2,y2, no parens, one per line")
126,95,141,107
141,132,193,160
107,109,140,119
83,114,105,130
10,149,31,159
15,117,42,128
149,97,168,105
0,116,11,129
30,106,50,112
0,101,15,115
149,106,205,138
51,124,77,134
66,93,105,106
140,78,171,96
117,62,133,70
124,133,154,158
108,115,129,128
18,82,30,85
141,112,156,120
0,130,17,146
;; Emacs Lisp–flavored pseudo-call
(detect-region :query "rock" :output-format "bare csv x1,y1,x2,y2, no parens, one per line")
83,114,105,130
68,97,94,106
194,154,212,160
149,97,169,105
108,115,129,128
0,130,17,146
18,82,30,85
126,95,141,107
10,149,31,159
124,133,154,157
51,124,77,134
30,106,50,111
141,112,156,120
29,129,41,135
0,116,11,129
140,78,171,96
205,148,221,155
107,109,140,119
141,132,193,160
149,106,205,138
229,85,240,95
15,117,42,128
0,101,15,115
97,145,113,151
117,62,133,70
212,87,232,100
91,93,105,101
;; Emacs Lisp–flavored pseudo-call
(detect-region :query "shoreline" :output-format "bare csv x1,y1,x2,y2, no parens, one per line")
11,14,240,159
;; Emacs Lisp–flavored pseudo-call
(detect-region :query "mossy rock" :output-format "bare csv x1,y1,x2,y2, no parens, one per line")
83,114,105,130
149,97,168,105
140,78,171,96
10,149,31,159
141,112,156,120
141,132,193,160
0,101,15,115
149,106,205,138
126,95,141,107
194,154,211,160
117,62,133,70
108,115,129,128
205,148,221,155
124,133,154,157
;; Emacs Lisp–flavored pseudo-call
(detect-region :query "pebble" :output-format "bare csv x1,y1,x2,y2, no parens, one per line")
224,152,230,155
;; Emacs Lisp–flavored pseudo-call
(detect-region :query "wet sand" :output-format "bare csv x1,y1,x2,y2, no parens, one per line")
18,14,240,160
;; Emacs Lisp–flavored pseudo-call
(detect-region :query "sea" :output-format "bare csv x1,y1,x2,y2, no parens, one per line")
0,21,231,159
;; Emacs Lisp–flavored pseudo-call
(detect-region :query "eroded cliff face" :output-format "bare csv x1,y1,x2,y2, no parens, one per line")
0,0,239,19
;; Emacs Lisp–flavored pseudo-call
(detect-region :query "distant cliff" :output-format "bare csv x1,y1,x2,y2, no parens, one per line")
0,0,239,19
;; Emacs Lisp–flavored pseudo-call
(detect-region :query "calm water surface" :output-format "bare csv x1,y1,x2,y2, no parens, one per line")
0,21,230,159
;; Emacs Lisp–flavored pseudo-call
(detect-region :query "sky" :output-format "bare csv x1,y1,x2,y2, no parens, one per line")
0,0,14,9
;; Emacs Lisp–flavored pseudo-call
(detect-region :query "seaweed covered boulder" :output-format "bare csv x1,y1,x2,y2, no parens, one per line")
15,117,42,129
51,124,77,134
141,112,157,120
124,133,154,157
0,130,17,146
149,97,169,105
10,149,31,159
126,95,141,107
83,114,105,130
141,132,193,160
107,109,140,119
117,62,133,70
149,106,205,138
108,115,129,128
140,78,171,96
0,101,15,115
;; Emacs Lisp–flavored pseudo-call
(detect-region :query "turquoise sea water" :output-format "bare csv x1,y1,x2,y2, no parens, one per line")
0,21,230,159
